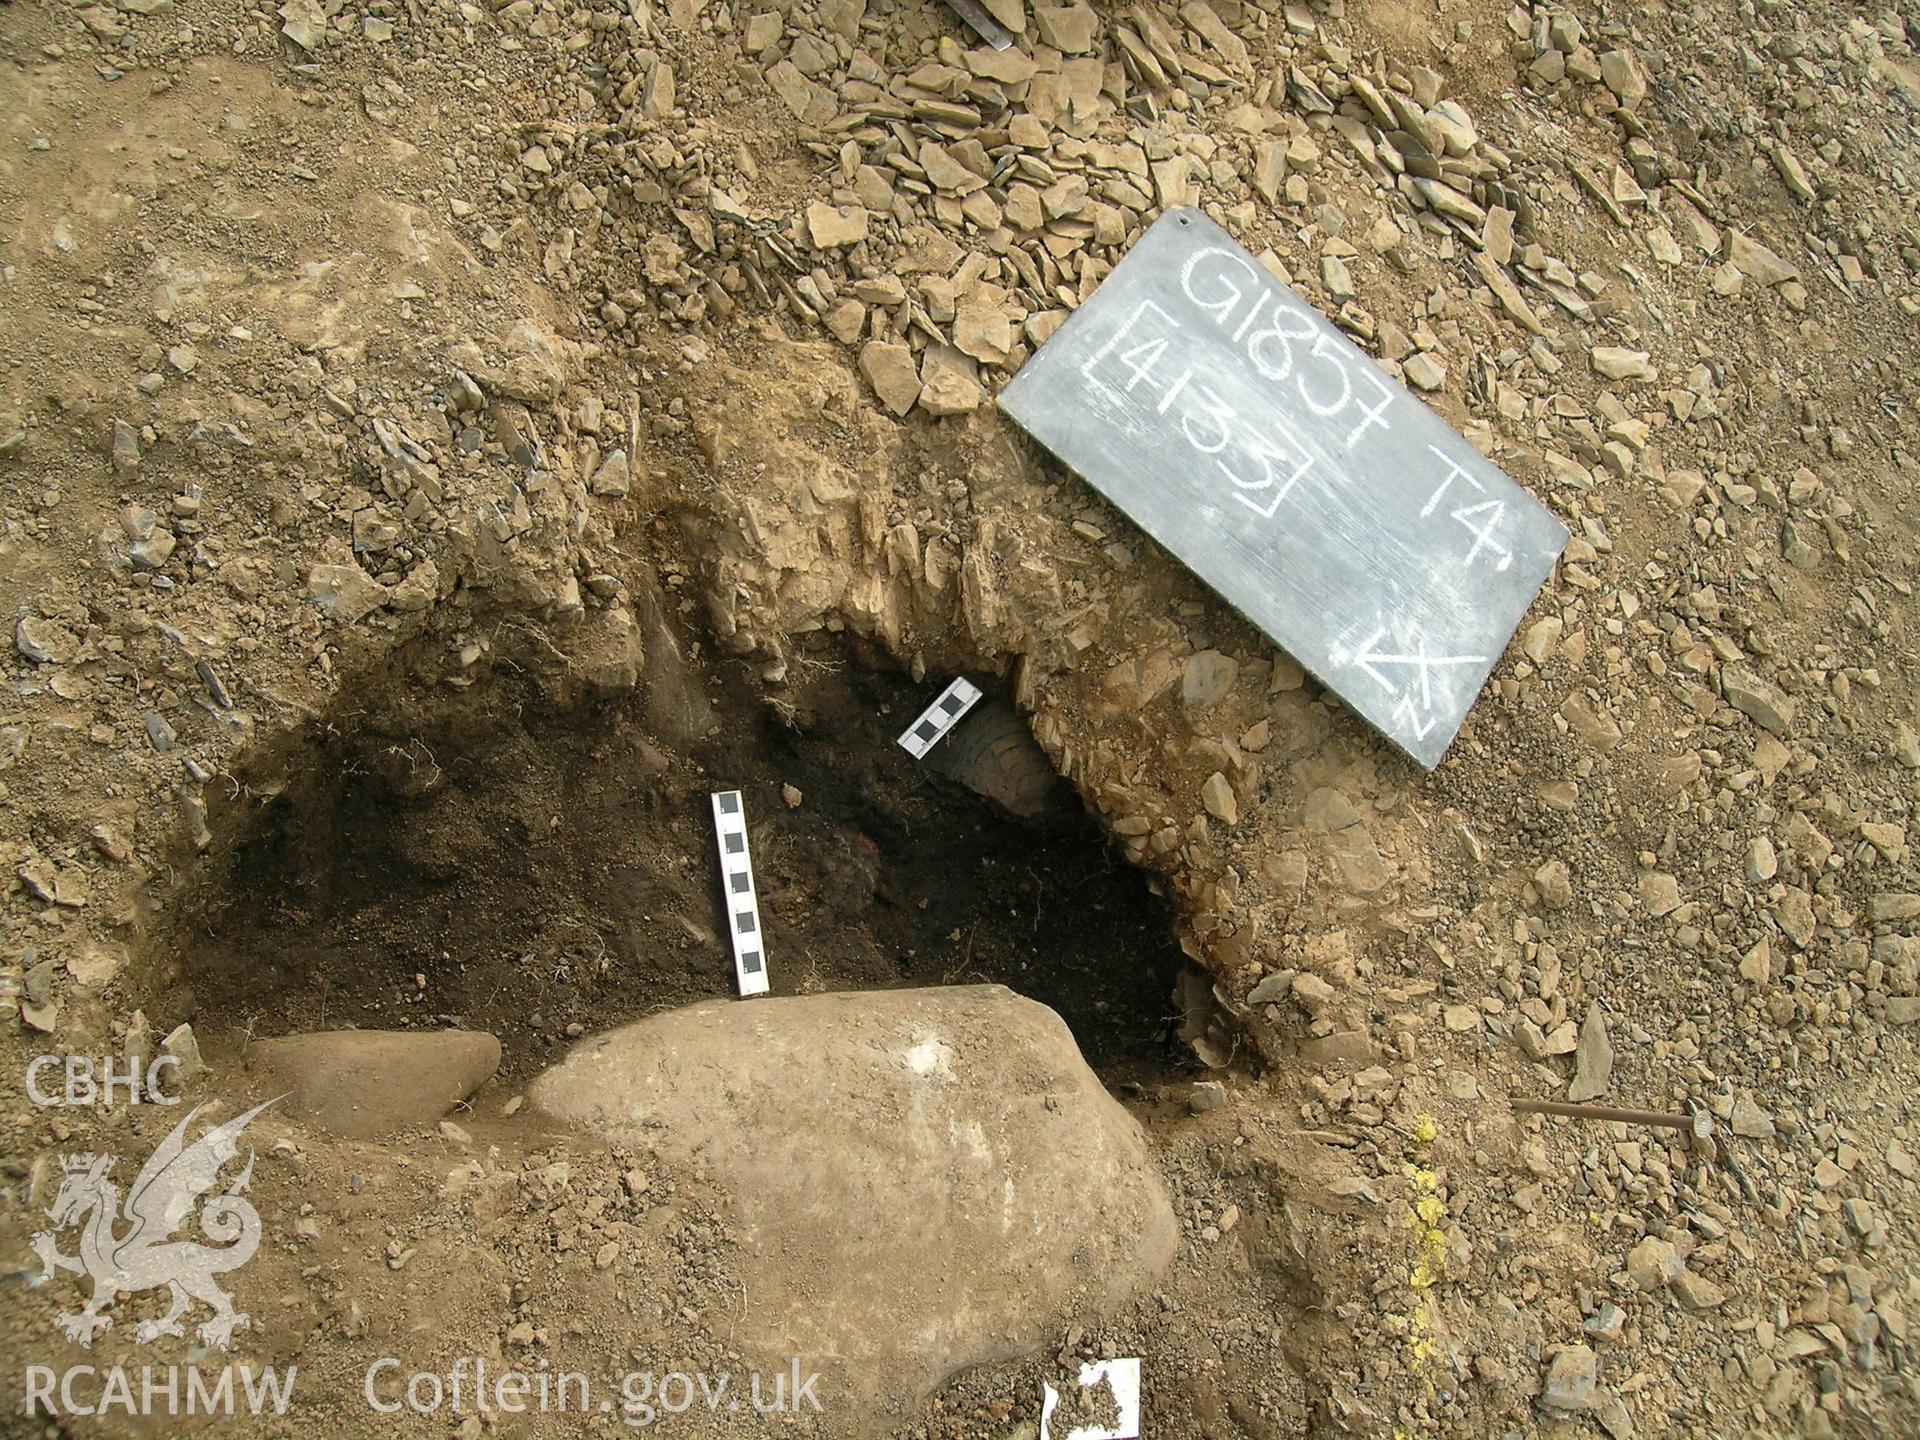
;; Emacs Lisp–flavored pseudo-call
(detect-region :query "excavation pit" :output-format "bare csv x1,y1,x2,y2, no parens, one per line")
161,636,1197,1088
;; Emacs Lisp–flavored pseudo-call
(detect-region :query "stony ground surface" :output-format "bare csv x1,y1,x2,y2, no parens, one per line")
2,0,1919,1434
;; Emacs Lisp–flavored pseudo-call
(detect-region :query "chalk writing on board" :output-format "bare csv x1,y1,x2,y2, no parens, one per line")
1332,621,1490,743
997,208,1569,768
1178,247,1398,448
1080,300,1318,520
1421,447,1514,571
1342,627,1491,703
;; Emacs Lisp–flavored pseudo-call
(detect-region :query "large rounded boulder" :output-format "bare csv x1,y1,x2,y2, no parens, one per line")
529,985,1177,1397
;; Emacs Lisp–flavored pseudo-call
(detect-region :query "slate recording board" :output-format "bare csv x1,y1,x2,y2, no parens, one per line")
998,208,1568,768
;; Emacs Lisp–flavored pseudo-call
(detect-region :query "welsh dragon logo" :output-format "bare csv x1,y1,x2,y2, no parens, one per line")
30,1098,279,1349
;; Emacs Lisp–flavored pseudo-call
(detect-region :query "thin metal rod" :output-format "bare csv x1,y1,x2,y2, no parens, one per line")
1512,1099,1692,1130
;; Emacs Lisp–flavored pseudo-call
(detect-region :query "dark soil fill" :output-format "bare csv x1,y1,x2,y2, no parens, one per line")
163,634,1195,1087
